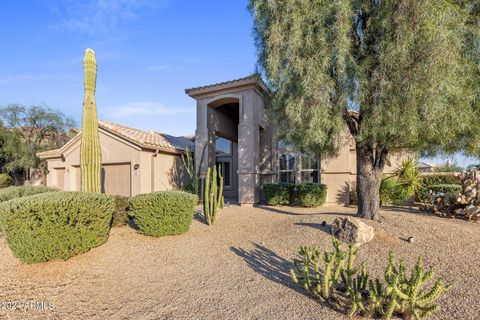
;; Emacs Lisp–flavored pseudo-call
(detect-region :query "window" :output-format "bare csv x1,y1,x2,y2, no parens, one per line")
300,152,319,183
215,137,232,155
216,161,232,189
278,152,295,183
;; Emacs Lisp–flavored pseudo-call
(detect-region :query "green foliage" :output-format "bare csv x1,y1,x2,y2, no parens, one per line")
263,183,294,206
0,192,115,263
0,174,12,188
112,195,129,227
203,165,224,225
80,48,101,193
0,104,74,183
379,178,409,206
393,158,422,197
296,183,327,207
127,191,197,237
0,185,58,203
416,175,462,202
427,184,462,195
434,161,464,173
290,239,449,319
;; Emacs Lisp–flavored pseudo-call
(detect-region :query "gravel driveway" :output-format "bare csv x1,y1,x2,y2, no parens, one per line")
0,205,479,319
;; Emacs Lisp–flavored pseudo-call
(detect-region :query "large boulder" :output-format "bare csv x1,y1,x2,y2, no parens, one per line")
331,217,374,246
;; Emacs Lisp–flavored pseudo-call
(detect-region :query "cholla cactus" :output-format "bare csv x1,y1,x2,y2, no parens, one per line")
203,165,224,225
80,48,102,192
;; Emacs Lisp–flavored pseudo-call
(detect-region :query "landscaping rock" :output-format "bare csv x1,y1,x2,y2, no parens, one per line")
331,217,374,246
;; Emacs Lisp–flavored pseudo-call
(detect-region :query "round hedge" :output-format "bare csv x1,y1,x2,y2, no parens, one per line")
0,192,115,264
127,191,197,237
296,183,327,207
263,183,294,206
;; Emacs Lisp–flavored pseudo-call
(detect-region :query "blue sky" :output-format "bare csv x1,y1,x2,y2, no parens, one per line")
0,0,256,136
0,0,473,166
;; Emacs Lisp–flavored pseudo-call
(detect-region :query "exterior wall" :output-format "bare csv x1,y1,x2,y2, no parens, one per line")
44,128,187,196
152,152,188,191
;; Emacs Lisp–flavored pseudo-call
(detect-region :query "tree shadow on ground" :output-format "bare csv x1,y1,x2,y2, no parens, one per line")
256,206,356,217
230,243,307,296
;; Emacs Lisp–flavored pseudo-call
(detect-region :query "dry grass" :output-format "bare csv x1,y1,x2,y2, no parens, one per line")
0,205,479,319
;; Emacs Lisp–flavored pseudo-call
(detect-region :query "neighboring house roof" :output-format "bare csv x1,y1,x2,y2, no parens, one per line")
185,74,267,97
37,120,194,159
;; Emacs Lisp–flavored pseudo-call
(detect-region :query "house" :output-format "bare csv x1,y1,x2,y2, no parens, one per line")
186,75,409,205
38,120,194,196
417,161,436,173
40,75,408,205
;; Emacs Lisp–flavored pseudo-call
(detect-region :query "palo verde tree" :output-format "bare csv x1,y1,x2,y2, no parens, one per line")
80,48,102,192
250,0,480,220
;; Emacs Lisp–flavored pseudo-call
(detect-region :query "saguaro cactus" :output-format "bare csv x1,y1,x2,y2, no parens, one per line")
80,48,102,192
203,165,224,225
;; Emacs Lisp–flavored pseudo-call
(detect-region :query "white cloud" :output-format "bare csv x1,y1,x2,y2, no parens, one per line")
47,0,169,37
103,101,193,117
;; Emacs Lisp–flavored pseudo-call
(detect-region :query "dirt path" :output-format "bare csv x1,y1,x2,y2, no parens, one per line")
1,205,479,319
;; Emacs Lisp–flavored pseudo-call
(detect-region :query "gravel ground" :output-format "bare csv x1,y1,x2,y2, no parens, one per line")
0,205,479,320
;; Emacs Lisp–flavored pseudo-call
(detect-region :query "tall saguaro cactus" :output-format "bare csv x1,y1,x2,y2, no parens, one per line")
80,48,102,192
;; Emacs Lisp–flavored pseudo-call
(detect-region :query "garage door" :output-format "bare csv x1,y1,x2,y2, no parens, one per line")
101,163,131,197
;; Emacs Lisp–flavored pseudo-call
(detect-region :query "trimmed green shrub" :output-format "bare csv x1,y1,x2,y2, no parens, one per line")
127,191,197,237
428,184,462,195
379,177,409,205
0,185,58,203
296,183,327,207
0,174,12,188
416,175,461,202
263,183,294,205
112,195,129,227
0,192,115,263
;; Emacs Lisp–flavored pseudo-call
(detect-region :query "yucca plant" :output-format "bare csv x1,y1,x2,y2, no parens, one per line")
202,165,224,225
393,158,422,198
80,48,102,192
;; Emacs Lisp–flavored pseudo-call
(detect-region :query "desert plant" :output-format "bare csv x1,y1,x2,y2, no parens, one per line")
290,239,449,319
203,165,224,225
127,191,196,237
80,48,102,192
181,146,197,194
296,183,327,207
393,158,422,197
0,192,115,263
112,195,129,227
0,173,12,188
263,183,294,206
427,184,462,195
0,185,58,203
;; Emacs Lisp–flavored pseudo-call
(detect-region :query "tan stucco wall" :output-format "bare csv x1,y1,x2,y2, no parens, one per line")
44,128,186,196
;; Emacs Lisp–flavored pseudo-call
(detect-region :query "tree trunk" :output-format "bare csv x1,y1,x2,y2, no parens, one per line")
356,144,388,221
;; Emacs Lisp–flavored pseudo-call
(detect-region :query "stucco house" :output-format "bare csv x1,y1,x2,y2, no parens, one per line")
40,75,407,205
38,120,193,196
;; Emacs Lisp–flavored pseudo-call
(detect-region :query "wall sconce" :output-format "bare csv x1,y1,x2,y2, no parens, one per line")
134,164,140,170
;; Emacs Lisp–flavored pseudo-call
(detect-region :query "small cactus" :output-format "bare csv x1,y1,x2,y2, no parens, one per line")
203,165,224,225
80,48,102,193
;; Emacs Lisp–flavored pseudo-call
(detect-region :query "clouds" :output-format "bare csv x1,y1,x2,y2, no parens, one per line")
103,101,193,118
47,0,169,38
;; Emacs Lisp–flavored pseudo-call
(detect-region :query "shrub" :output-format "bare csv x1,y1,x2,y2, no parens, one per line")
416,175,461,202
296,183,327,207
0,185,58,203
0,192,115,263
112,195,129,227
263,183,294,205
0,174,12,188
291,239,449,319
379,177,409,205
428,184,462,195
127,191,197,237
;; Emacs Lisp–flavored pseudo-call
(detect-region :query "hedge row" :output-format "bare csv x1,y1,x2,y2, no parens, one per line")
263,182,327,207
0,185,59,203
416,174,462,202
0,188,197,264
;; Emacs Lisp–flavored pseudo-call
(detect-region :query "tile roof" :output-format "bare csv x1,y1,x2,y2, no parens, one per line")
37,120,194,159
185,74,267,96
